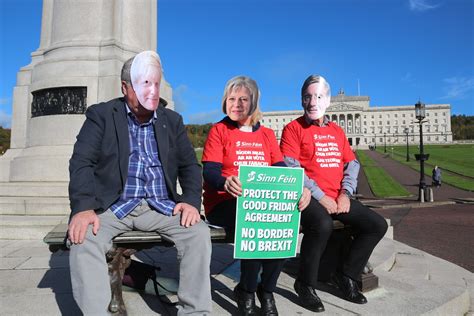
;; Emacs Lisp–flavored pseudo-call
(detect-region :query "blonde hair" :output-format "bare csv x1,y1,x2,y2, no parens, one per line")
221,76,262,126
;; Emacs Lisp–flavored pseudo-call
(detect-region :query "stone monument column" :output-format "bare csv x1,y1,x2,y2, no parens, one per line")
0,0,172,237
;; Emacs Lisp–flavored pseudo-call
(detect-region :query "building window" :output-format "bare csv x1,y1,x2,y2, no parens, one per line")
387,121,390,125
379,121,382,125
395,114,398,117
276,118,278,122
435,119,438,123
268,119,272,122
379,115,382,118
435,113,438,116
364,121,367,125
402,113,406,117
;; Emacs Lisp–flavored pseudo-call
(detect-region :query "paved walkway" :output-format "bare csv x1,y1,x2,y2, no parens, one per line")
355,150,474,272
362,150,474,201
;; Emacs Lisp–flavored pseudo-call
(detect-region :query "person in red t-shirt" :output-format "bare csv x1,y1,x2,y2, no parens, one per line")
202,76,310,316
280,75,388,312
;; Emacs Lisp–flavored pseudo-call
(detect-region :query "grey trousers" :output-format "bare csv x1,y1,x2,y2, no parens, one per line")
69,202,212,315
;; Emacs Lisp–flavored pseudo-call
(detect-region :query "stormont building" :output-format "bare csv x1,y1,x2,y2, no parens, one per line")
261,90,452,149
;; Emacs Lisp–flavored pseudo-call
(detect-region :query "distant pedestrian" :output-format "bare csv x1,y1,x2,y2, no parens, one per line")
432,166,442,188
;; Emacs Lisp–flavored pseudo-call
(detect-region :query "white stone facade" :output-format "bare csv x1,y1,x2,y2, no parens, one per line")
261,92,452,149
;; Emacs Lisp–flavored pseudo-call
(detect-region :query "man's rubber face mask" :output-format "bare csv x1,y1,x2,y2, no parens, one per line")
130,51,162,111
302,80,331,121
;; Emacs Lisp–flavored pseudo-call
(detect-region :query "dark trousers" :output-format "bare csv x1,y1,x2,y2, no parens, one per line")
207,199,285,293
299,198,388,287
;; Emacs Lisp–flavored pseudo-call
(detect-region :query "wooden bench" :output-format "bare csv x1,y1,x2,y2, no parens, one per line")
44,220,378,315
44,223,227,315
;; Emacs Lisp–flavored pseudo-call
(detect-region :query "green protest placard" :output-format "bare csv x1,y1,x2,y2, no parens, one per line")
234,165,304,259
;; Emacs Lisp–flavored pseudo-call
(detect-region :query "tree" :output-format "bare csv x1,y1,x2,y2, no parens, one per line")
451,115,474,140
0,127,11,154
185,123,213,148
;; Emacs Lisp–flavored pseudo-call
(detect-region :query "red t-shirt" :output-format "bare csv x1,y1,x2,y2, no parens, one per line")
280,116,355,199
202,120,283,214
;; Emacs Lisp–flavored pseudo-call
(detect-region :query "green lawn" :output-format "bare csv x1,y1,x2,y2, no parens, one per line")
356,150,411,198
376,144,474,191
195,148,203,165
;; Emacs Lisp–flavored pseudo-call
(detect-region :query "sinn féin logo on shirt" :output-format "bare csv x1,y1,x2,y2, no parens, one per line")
235,141,263,148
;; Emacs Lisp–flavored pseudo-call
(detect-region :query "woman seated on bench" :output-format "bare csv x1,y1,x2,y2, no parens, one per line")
202,76,310,316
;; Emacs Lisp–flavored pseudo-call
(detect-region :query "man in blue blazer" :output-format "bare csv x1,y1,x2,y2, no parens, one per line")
67,51,212,315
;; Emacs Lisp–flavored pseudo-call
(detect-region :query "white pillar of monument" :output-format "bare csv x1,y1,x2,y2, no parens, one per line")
0,0,172,221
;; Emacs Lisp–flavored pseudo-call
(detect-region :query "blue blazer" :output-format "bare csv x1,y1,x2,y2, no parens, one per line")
68,97,202,217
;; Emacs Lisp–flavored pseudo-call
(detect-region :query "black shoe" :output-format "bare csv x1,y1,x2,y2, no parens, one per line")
256,285,278,316
293,279,325,312
234,284,258,316
331,273,368,304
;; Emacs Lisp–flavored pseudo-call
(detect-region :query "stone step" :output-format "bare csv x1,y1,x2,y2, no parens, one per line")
0,196,70,215
0,181,68,197
0,215,68,240
306,238,473,315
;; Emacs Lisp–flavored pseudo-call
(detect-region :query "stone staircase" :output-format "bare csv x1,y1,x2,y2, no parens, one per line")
317,237,474,315
0,181,69,239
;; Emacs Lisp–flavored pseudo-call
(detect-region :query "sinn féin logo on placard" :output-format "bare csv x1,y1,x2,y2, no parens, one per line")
247,171,256,182
246,171,297,184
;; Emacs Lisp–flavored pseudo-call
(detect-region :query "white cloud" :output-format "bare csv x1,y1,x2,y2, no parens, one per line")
0,110,12,128
409,0,440,12
173,84,189,112
441,77,474,100
187,109,221,124
401,72,415,83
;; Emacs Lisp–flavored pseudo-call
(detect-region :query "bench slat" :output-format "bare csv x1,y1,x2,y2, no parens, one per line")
44,223,228,247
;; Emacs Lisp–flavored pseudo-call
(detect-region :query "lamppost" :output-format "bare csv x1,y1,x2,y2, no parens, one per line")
404,127,410,161
384,133,387,153
414,101,430,202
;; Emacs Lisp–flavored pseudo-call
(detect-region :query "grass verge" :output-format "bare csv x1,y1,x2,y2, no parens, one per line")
376,144,474,191
357,150,411,198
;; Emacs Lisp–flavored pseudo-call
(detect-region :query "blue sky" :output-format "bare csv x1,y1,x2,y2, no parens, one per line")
0,0,473,127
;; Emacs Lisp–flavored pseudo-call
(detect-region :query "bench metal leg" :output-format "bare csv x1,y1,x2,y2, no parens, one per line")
107,247,136,315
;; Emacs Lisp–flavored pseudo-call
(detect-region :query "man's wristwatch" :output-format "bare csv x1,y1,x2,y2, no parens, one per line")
341,189,352,198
